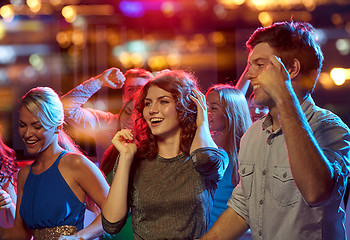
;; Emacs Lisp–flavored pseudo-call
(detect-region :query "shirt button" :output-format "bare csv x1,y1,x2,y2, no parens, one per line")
262,170,266,175
259,199,264,205
283,172,287,178
259,230,262,236
242,168,246,174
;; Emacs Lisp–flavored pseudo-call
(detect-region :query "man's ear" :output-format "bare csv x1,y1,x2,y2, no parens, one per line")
288,58,301,80
55,125,63,134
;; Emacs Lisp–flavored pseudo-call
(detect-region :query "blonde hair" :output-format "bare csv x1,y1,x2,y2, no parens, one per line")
20,87,83,154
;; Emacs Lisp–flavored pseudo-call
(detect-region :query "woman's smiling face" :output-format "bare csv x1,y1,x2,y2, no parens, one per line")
143,85,180,140
206,90,227,134
18,106,57,155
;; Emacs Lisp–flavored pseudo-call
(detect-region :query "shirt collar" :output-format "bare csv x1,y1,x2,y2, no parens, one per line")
300,94,316,122
261,94,315,132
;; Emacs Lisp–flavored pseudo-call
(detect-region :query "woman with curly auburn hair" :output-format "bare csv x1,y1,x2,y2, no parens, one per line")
0,131,17,228
133,70,198,159
102,69,229,239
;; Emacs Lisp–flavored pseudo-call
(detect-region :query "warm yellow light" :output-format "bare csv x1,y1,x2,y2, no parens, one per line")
56,31,71,48
302,0,316,11
192,33,206,46
209,31,226,47
0,5,15,22
107,30,121,46
251,0,267,11
119,52,133,69
131,53,144,68
218,0,245,6
0,21,5,40
72,30,84,46
72,5,114,16
187,41,200,52
62,5,77,23
50,0,62,7
330,68,350,86
258,12,273,27
167,54,181,67
233,0,246,5
27,0,41,13
318,72,334,89
148,56,167,71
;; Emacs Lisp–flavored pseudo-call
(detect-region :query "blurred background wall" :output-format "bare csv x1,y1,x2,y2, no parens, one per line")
0,0,349,160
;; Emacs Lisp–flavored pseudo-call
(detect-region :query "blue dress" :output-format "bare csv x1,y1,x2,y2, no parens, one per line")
20,151,86,231
209,157,235,228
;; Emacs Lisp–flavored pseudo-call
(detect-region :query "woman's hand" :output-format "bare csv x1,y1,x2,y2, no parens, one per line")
112,129,137,158
189,89,209,128
58,235,83,240
0,189,15,209
103,130,135,225
189,88,217,152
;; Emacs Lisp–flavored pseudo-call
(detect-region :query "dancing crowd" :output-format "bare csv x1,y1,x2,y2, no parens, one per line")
0,21,349,240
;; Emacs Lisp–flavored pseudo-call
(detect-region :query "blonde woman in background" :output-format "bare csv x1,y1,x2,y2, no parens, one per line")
0,87,109,239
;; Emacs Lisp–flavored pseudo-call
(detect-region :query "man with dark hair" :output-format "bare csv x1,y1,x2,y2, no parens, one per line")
202,21,350,240
61,68,153,162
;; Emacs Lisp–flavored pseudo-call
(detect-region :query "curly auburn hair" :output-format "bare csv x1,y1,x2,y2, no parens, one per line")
133,70,199,159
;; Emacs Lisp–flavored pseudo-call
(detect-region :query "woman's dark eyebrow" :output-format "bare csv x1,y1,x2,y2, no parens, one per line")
209,102,221,107
19,119,41,125
145,95,171,101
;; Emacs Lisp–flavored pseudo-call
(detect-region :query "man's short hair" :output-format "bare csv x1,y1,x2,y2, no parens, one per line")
124,68,153,81
246,21,324,93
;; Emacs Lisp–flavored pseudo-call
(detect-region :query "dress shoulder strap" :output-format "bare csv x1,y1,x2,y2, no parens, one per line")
52,150,68,167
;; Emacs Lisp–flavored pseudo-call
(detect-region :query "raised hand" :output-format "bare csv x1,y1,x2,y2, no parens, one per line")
95,67,125,89
0,189,14,209
189,89,217,151
189,89,209,128
112,129,137,158
257,55,292,102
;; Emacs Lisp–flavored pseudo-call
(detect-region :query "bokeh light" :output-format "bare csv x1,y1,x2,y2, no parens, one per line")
209,31,226,47
318,72,334,89
119,0,145,18
29,54,44,71
27,0,42,13
0,46,17,64
161,2,175,18
258,12,273,27
330,68,350,86
0,5,15,23
335,39,350,55
62,5,77,23
0,21,6,40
